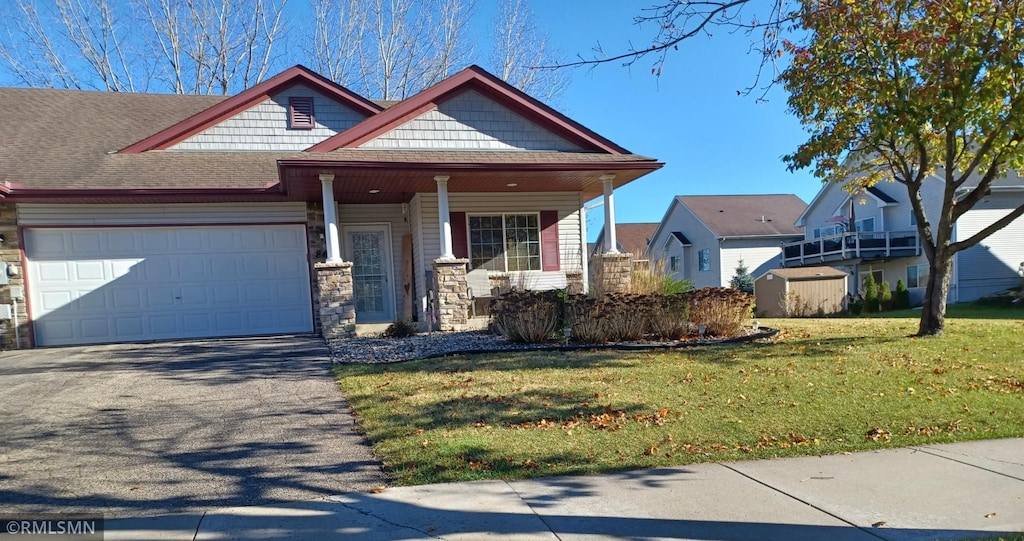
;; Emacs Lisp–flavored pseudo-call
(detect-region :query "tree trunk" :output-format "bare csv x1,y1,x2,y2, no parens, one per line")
917,251,953,336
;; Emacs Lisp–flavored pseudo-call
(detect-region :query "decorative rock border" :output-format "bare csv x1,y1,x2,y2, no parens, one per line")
329,327,779,364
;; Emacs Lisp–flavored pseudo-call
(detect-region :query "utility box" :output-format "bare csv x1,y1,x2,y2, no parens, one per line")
0,262,7,285
0,304,12,320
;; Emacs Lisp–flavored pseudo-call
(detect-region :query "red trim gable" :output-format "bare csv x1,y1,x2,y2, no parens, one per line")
308,65,630,154
119,65,383,153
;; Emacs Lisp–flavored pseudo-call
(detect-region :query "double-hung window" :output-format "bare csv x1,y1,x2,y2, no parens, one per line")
468,214,541,271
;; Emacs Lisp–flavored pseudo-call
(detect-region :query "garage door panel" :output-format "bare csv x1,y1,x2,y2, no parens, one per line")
241,256,270,278
80,318,111,339
149,315,177,335
106,230,138,253
26,225,313,346
74,261,106,281
115,318,145,337
37,262,71,282
40,291,74,312
76,291,109,310
146,287,177,307
36,320,75,343
70,231,102,253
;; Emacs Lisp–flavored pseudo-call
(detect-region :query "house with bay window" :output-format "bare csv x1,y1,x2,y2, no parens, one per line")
0,64,662,348
785,174,1024,305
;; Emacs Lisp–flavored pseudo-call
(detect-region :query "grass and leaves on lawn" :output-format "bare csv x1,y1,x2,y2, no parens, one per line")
335,307,1024,486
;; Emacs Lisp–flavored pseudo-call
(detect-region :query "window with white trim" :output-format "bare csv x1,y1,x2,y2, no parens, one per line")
669,255,680,272
907,263,929,288
468,214,540,271
698,249,710,271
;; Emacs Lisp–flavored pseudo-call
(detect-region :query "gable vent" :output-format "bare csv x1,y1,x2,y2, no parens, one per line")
289,96,315,129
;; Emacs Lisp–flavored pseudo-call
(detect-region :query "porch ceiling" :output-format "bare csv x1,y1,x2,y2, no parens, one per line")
280,159,663,204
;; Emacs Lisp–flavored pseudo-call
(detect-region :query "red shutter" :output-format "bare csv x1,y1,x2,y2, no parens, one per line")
289,96,315,129
540,210,560,271
450,211,468,259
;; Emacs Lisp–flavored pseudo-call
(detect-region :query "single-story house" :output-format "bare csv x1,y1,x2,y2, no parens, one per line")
647,195,807,289
785,172,1024,305
0,64,662,348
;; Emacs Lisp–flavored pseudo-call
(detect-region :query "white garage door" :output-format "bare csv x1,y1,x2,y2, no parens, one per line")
26,225,313,346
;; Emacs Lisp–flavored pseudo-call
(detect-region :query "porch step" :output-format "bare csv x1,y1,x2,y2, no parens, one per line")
354,323,392,337
355,318,491,337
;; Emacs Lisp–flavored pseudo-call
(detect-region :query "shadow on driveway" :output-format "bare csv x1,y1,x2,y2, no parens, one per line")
0,335,387,518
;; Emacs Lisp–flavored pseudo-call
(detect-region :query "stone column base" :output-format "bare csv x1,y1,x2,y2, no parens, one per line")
595,253,633,294
315,261,356,342
433,258,470,332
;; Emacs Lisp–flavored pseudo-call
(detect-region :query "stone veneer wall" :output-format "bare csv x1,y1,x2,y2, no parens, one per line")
488,271,511,296
0,203,29,349
306,202,327,335
595,253,633,294
315,261,356,342
565,270,585,294
433,258,470,331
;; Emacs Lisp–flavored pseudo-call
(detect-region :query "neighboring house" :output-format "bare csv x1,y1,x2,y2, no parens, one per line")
591,222,659,257
785,173,1024,305
648,195,807,289
0,64,662,348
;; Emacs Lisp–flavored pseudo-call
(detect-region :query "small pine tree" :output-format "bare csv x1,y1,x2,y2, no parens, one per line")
863,273,878,313
730,259,755,294
879,281,893,311
895,279,910,309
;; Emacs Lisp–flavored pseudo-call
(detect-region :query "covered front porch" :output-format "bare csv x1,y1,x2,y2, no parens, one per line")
278,156,661,341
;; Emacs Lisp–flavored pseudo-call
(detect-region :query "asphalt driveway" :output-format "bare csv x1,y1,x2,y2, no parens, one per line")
0,335,387,518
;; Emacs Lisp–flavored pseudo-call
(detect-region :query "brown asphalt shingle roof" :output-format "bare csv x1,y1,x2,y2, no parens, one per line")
0,87,656,191
593,222,659,256
767,267,848,280
677,194,807,237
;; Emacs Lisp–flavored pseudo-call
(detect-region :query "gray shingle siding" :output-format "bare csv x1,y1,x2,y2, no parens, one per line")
360,90,583,151
170,84,367,151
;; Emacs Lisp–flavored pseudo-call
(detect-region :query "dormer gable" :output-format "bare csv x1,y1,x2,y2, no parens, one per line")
120,65,382,153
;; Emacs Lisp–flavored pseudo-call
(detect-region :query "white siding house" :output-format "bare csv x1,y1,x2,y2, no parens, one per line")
648,195,807,289
0,64,662,347
787,174,1024,304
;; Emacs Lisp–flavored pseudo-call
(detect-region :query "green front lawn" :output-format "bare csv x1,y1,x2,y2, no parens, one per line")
335,309,1024,486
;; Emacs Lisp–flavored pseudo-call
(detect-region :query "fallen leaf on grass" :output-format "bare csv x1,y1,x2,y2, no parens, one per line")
865,428,891,441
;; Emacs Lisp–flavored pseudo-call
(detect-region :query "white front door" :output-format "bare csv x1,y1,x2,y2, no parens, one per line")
343,224,395,323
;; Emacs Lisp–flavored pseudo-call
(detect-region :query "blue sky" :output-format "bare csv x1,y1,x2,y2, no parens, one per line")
512,1,823,239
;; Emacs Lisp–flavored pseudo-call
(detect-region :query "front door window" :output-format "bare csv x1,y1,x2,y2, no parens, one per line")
344,225,394,323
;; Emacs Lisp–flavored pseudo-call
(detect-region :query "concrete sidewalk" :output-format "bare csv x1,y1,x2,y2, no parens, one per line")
107,438,1024,541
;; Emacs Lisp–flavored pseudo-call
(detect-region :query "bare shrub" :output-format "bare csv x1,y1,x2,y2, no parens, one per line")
684,287,754,337
489,290,559,343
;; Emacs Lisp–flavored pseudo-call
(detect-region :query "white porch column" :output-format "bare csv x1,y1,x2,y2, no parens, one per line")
436,175,455,260
602,174,619,254
320,173,342,263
